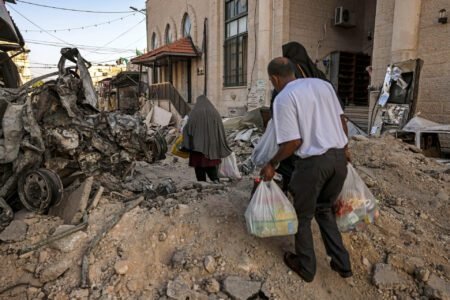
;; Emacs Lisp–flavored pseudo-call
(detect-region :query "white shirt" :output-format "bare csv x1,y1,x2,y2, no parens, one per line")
273,78,348,158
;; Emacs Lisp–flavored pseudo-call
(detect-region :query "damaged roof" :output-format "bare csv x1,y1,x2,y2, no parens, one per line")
0,0,24,50
131,37,201,66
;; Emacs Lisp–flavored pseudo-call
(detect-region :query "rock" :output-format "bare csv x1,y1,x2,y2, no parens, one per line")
414,267,431,282
204,278,220,293
0,220,28,242
204,256,217,273
23,263,36,273
127,280,140,292
49,177,93,224
388,254,425,274
114,260,129,275
166,277,191,300
39,250,50,263
352,135,369,142
159,231,168,242
237,254,252,273
425,274,450,300
362,257,371,270
90,186,104,209
223,276,262,300
372,263,409,290
49,225,87,252
408,145,422,153
171,250,188,269
436,189,449,202
69,289,89,299
39,259,72,283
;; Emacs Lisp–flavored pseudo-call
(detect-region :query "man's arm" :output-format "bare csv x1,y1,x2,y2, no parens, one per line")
260,139,302,181
340,114,351,162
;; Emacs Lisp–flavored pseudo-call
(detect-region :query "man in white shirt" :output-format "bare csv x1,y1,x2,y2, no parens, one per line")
261,57,352,282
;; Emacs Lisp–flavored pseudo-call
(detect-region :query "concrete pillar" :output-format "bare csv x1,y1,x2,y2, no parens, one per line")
391,0,422,62
256,0,273,106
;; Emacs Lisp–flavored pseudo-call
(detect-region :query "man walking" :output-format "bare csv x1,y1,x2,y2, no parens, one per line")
261,57,352,282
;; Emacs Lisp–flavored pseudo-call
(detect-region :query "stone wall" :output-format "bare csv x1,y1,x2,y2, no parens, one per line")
288,0,377,63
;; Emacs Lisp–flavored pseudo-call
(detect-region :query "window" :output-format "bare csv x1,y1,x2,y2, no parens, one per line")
151,32,159,50
224,0,248,87
182,13,191,37
165,24,172,44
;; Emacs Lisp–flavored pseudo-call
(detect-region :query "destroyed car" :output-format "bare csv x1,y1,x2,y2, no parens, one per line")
0,47,167,232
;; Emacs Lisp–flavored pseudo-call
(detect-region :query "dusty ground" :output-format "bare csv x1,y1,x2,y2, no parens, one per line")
0,135,449,300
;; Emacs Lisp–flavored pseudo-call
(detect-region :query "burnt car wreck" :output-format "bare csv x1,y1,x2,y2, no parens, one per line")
0,48,167,231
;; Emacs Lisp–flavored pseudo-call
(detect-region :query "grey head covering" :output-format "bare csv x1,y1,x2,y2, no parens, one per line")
182,95,232,160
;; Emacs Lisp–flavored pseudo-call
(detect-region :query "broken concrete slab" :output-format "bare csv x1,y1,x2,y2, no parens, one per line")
49,177,93,224
152,106,173,127
0,219,28,242
372,263,409,290
49,225,88,253
223,276,262,300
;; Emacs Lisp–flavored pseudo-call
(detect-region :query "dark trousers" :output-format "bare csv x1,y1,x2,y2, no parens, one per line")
195,167,219,182
288,148,351,278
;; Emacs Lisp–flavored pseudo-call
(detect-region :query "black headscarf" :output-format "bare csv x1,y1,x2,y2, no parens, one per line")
182,95,232,160
270,41,344,111
282,41,327,80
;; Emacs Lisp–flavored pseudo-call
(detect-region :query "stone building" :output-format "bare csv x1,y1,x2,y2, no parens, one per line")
133,0,449,129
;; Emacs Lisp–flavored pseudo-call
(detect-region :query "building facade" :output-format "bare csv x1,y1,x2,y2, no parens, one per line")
138,0,449,127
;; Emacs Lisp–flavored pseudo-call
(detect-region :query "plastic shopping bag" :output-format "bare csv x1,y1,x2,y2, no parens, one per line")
251,120,279,167
218,152,242,179
245,180,298,237
334,164,379,232
171,135,190,159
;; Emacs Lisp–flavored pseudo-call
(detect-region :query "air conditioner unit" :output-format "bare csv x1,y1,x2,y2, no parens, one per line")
334,6,356,28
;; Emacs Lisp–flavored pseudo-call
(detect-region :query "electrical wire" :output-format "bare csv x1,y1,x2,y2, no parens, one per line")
23,13,137,33
84,18,146,56
25,40,136,54
15,0,134,14
8,6,76,47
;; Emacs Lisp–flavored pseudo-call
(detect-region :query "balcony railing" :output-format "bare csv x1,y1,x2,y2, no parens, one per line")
148,82,191,117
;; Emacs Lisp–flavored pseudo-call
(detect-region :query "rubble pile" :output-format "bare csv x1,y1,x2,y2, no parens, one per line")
0,133,448,299
0,48,167,231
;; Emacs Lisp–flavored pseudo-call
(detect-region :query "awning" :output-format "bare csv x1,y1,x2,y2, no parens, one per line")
0,0,24,51
131,37,201,67
111,71,140,88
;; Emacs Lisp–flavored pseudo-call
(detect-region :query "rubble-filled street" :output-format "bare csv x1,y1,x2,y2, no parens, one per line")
2,1,450,299
0,133,449,300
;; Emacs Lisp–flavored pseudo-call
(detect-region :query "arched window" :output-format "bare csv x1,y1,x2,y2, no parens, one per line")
165,24,172,44
182,13,191,37
151,32,159,50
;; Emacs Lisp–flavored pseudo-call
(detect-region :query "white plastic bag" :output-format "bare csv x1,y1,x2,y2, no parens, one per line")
245,180,298,237
334,164,379,232
251,120,278,167
218,152,242,179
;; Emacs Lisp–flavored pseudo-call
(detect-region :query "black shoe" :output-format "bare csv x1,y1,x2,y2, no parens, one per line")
330,260,353,278
283,252,314,283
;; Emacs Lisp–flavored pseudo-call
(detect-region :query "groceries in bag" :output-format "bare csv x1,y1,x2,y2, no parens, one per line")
334,164,379,232
218,152,242,179
251,120,279,167
245,180,298,237
171,135,190,159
